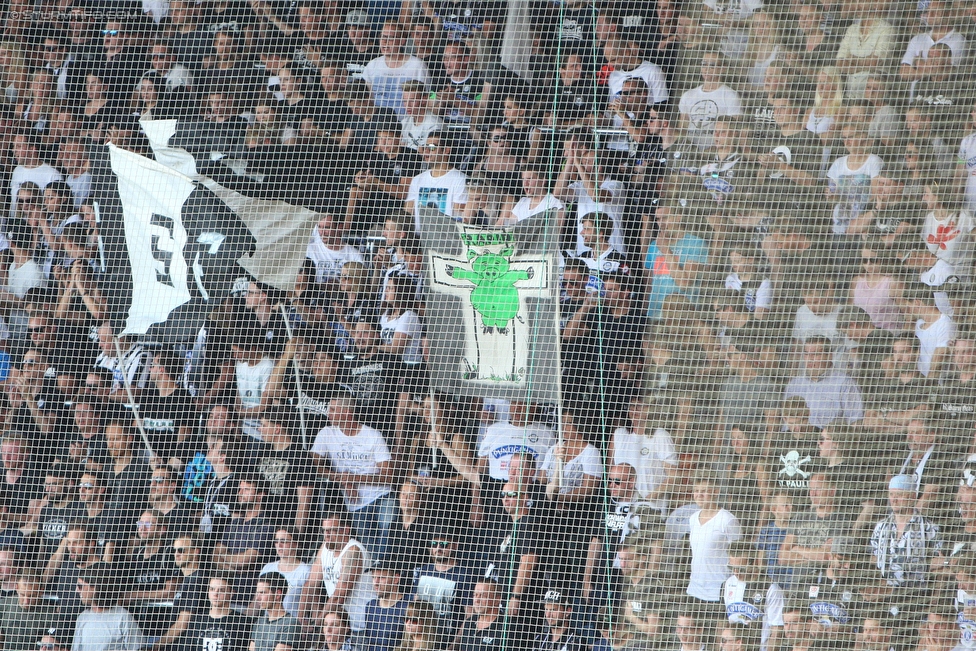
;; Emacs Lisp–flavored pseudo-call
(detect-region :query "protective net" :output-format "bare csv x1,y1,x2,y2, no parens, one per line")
0,1,975,651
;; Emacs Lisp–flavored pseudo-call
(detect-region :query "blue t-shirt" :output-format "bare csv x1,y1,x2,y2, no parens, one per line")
757,522,793,589
644,233,708,319
363,596,408,651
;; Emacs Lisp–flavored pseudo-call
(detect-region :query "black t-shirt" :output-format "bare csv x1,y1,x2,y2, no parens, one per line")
432,0,504,38
931,377,976,452
174,570,210,620
279,97,319,134
127,545,182,635
140,388,195,460
171,28,213,69
339,351,397,424
458,615,507,651
767,432,823,500
314,97,354,137
804,572,867,636
337,42,381,80
200,1,258,35
0,468,43,521
186,612,253,651
484,511,543,596
551,78,607,123
37,499,85,560
254,443,316,526
438,72,489,127
106,458,151,529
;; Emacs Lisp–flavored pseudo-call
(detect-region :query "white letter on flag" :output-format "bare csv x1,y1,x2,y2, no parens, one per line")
109,144,196,336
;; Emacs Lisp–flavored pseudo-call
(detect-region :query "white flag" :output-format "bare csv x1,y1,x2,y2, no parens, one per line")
109,144,196,336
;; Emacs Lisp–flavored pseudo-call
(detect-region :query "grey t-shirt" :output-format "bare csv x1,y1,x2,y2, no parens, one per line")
252,613,301,651
71,606,145,651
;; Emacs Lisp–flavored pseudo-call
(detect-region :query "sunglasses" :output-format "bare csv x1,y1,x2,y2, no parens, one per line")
490,135,508,142
608,478,624,485
430,540,451,548
79,483,95,489
150,477,168,484
101,29,120,36
172,546,192,553
136,521,154,529
502,491,520,498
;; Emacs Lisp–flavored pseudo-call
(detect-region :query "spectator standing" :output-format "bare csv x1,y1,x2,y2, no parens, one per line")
252,572,301,651
72,568,145,651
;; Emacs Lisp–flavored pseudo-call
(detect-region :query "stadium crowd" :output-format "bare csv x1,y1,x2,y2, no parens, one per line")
2,0,976,650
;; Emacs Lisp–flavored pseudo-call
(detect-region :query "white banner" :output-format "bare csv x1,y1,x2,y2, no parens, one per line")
109,144,196,336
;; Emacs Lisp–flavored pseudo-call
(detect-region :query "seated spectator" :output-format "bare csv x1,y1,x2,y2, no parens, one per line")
347,120,422,234
722,542,784,651
869,474,943,607
73,567,145,651
364,557,408,651
185,576,252,651
213,476,276,609
9,131,61,219
678,51,742,150
299,512,376,633
457,578,504,651
363,22,429,117
252,572,301,651
394,599,440,651
835,0,894,99
784,335,864,428
400,81,443,152
532,587,586,651
259,527,311,618
900,0,967,83
404,129,468,229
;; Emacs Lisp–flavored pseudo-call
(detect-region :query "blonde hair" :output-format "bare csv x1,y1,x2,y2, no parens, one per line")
395,600,440,651
813,66,844,117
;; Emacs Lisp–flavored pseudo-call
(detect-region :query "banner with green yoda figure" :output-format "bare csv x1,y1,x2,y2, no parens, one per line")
419,208,560,402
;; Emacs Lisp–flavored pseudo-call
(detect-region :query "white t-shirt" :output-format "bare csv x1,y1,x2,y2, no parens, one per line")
571,178,628,254
725,273,773,311
826,154,885,234
319,539,376,631
901,29,967,67
379,309,423,365
678,85,742,146
10,163,62,217
916,313,956,377
702,0,762,20
687,508,742,601
792,305,841,342
401,112,444,150
7,259,46,298
611,426,678,511
259,561,311,617
312,425,393,510
407,168,468,231
540,443,603,493
922,210,975,273
959,133,976,212
607,60,669,105
511,194,564,223
306,230,364,283
477,421,557,481
235,357,274,410
362,55,429,115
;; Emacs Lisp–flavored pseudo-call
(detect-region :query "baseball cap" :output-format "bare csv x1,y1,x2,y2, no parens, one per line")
888,474,916,492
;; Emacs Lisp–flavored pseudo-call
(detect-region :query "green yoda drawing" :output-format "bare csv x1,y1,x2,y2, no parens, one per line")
446,248,534,335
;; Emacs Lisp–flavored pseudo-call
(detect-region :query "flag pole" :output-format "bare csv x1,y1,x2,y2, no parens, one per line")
552,252,564,490
113,336,157,461
280,305,309,451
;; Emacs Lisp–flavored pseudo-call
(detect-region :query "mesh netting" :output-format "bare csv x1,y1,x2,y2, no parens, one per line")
0,1,974,651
